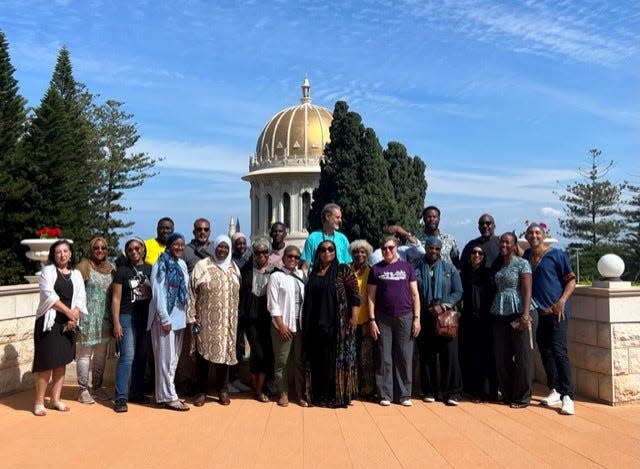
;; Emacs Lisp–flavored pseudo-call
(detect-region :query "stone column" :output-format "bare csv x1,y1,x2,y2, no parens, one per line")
551,284,640,405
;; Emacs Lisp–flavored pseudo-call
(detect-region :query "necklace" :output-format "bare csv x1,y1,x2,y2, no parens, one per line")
529,247,548,270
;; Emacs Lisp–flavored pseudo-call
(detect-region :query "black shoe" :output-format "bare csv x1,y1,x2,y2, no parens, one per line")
114,399,128,413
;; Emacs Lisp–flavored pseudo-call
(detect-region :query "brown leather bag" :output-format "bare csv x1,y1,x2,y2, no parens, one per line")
435,308,459,338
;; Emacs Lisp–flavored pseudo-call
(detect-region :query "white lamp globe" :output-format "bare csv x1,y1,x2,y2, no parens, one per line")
597,254,625,280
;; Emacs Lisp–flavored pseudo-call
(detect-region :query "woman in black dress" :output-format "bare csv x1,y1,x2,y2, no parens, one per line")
33,240,87,416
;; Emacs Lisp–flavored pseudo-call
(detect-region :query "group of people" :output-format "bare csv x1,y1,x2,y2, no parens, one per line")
31,203,577,417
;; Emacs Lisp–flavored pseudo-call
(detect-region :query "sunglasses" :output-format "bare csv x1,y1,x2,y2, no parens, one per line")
319,246,335,253
471,250,484,256
195,227,210,232
285,254,300,260
254,250,269,256
92,246,107,251
126,246,142,252
479,221,493,226
381,245,396,251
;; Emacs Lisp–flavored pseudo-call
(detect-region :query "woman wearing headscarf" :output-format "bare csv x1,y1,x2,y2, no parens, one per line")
302,240,361,407
148,233,190,411
239,238,275,402
33,240,87,416
112,237,152,413
188,234,242,406
415,236,463,405
349,239,376,400
75,236,115,404
491,232,535,409
460,243,498,403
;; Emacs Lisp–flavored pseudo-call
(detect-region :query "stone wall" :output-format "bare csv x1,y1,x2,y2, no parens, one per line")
0,284,39,394
565,284,639,405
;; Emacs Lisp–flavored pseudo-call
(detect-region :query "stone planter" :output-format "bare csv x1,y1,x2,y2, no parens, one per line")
517,237,558,251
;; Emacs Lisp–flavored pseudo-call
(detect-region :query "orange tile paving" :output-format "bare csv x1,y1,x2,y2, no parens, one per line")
1,383,638,469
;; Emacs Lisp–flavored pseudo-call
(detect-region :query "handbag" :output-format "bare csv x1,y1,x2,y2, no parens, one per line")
435,308,459,338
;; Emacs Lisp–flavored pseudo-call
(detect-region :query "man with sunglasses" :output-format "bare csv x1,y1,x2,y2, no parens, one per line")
182,218,215,274
460,214,500,273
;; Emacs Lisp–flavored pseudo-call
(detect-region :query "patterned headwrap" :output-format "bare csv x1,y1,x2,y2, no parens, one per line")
156,233,188,314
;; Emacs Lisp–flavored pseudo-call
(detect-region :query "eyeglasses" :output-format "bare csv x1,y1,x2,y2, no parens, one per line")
93,246,107,251
195,227,210,232
479,221,493,226
254,250,269,256
381,245,396,251
319,246,335,253
285,254,300,260
471,250,484,256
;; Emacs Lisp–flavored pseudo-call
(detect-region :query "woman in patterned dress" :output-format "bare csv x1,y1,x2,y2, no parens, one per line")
188,235,242,406
490,232,535,408
302,240,361,407
75,237,114,404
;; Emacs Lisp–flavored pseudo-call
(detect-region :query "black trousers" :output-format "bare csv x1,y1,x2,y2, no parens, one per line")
195,352,229,394
492,312,537,405
460,314,498,400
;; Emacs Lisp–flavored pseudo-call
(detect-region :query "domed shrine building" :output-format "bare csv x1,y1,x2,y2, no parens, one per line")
243,76,333,247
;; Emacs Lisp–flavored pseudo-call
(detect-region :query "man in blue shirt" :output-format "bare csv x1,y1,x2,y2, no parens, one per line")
524,223,577,415
301,203,351,271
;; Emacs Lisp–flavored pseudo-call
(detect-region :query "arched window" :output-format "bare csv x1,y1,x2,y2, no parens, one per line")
283,192,291,230
267,194,273,226
301,192,311,231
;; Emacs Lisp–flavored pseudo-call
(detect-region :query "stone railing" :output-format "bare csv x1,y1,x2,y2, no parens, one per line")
3,282,639,404
0,283,117,396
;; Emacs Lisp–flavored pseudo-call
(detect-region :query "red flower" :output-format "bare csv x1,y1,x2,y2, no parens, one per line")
36,227,62,238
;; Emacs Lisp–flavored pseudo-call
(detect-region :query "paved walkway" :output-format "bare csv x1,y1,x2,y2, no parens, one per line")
1,383,638,468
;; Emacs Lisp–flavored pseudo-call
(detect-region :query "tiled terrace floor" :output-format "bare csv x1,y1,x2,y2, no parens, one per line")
1,383,638,468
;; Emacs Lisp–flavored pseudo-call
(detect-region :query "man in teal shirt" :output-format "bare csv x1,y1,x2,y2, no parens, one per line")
301,203,352,272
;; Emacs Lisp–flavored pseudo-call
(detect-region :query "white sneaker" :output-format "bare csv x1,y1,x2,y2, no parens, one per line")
400,399,413,407
231,379,251,392
78,389,95,404
446,398,459,406
379,399,391,406
560,396,575,415
422,395,435,403
540,388,562,406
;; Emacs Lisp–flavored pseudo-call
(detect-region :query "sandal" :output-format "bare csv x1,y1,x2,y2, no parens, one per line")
164,400,190,412
50,401,70,412
33,404,46,416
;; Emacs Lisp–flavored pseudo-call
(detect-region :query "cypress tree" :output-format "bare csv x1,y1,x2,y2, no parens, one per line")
309,101,397,245
383,141,427,233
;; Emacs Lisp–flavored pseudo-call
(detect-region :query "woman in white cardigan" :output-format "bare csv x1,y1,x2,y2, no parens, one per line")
33,240,88,416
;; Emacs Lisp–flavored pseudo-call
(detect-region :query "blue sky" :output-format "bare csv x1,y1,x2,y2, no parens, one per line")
2,0,638,251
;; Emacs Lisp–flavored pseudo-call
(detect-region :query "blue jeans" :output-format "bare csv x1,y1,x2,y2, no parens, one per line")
537,314,574,399
114,313,148,401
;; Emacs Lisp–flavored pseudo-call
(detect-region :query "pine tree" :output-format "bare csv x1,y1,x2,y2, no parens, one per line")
309,101,398,245
622,182,640,281
91,99,160,248
0,30,32,284
557,149,625,248
383,141,427,233
23,47,98,257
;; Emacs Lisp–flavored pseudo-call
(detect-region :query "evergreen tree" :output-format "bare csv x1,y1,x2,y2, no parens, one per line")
0,30,32,284
383,141,427,233
23,47,98,257
622,182,640,281
91,99,160,248
309,101,398,245
557,149,625,248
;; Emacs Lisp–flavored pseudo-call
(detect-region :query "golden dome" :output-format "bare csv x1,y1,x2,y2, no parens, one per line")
250,76,332,172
